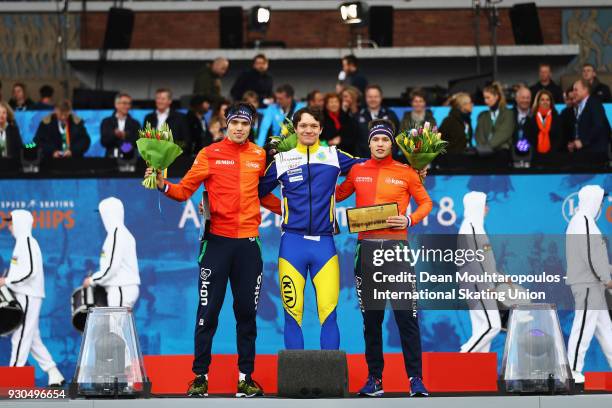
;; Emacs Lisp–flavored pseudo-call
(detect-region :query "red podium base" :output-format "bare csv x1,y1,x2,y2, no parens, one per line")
423,352,498,392
0,366,35,389
144,352,499,395
585,372,612,391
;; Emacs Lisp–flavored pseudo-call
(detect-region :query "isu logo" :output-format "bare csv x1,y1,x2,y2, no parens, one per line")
385,177,405,186
281,275,297,308
215,160,235,166
562,192,605,223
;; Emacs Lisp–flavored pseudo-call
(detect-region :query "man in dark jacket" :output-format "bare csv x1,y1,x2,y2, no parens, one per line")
529,63,563,104
230,54,273,103
560,87,577,148
193,58,229,105
511,86,533,153
185,94,213,154
31,85,54,111
582,64,611,103
100,92,141,158
34,100,91,158
356,85,398,157
144,88,190,153
339,55,368,95
569,79,611,154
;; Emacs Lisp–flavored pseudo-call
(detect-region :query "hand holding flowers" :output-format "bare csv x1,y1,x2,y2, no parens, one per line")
396,121,447,182
137,122,183,189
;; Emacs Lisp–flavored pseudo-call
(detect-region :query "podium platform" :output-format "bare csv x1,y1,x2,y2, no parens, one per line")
143,352,499,395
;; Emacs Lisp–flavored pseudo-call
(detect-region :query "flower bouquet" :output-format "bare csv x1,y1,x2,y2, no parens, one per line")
396,122,447,182
269,117,297,152
137,122,183,189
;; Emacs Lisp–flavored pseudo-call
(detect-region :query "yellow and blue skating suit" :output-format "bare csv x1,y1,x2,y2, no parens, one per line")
259,141,364,349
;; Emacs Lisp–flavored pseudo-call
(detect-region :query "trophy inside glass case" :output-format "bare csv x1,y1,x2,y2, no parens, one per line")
500,303,574,394
70,307,151,398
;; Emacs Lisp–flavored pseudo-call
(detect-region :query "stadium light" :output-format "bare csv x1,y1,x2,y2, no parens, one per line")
248,5,271,32
339,1,367,25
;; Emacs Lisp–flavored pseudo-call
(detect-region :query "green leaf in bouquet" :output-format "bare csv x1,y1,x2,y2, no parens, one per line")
396,146,439,183
137,138,183,169
274,132,297,152
405,152,440,170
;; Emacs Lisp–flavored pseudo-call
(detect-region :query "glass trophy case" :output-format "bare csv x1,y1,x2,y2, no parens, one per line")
70,307,151,398
500,303,574,394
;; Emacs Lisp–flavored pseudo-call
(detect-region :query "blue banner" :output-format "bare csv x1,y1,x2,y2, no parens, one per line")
0,173,611,384
14,105,612,157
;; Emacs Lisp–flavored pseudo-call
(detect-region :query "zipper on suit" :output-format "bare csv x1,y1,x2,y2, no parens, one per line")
307,146,312,235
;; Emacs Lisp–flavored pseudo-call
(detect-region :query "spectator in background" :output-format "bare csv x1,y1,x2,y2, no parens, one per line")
185,94,212,154
242,91,259,109
338,54,368,95
230,54,273,104
439,92,473,154
400,88,436,131
560,86,577,147
144,88,190,153
9,83,34,111
306,90,324,110
321,93,358,155
568,79,611,153
212,99,231,130
582,63,611,103
529,63,563,104
242,91,262,142
256,84,305,146
193,57,230,105
0,102,23,159
475,82,515,153
525,90,564,155
34,100,90,159
208,115,225,143
511,86,532,154
100,92,140,158
31,85,54,111
341,86,361,118
356,85,399,157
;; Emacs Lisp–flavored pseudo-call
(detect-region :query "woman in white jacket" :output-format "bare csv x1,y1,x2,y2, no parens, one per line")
458,191,503,353
0,210,65,386
83,197,140,307
565,185,612,383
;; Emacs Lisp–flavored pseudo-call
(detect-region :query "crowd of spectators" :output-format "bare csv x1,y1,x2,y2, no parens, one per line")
0,56,610,166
